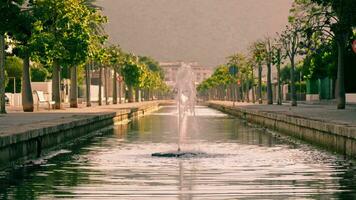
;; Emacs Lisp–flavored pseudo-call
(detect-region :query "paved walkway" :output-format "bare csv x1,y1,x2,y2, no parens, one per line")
0,101,170,136
209,101,356,127
3,100,355,137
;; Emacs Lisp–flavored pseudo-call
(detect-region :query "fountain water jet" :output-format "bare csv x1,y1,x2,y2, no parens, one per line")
152,63,198,157
176,63,196,151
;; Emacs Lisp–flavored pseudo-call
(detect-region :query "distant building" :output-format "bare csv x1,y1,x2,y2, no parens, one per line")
159,62,213,88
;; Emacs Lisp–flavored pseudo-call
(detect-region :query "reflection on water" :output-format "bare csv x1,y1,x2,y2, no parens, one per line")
1,106,356,199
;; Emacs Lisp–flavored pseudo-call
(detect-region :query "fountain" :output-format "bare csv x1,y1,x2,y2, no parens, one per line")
152,63,199,158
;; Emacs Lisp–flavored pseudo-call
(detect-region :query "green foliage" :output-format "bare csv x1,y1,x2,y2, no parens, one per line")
120,54,145,87
280,62,305,83
4,56,22,92
87,8,107,62
61,65,85,84
249,40,267,65
138,56,164,79
295,81,307,93
290,0,355,87
31,66,50,82
303,42,337,80
198,53,256,93
4,71,9,89
5,56,22,79
119,53,167,91
29,0,100,67
197,65,235,92
0,0,24,35
309,0,356,28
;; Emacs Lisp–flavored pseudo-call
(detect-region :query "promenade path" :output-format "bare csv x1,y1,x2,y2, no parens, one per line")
0,101,170,136
209,101,356,127
2,100,355,138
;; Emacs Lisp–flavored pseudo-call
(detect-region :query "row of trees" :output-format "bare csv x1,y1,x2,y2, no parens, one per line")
198,0,356,109
0,0,169,114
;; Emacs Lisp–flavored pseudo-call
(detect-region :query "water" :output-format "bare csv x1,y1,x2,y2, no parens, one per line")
175,63,196,152
1,106,356,199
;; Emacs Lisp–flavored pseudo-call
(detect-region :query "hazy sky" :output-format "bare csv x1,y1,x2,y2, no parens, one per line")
96,0,293,67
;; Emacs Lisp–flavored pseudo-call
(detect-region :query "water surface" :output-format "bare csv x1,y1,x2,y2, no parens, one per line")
1,106,356,199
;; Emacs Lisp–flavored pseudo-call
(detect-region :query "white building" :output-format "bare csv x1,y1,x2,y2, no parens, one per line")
159,62,213,88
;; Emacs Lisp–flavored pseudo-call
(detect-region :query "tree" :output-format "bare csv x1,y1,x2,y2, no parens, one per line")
246,58,256,103
263,37,274,104
280,20,303,106
226,54,241,102
107,45,122,104
197,65,235,100
85,2,107,107
30,0,94,109
250,40,266,104
96,48,110,105
14,2,38,112
0,0,35,112
0,35,5,113
69,65,79,108
88,46,108,107
120,54,145,102
302,41,337,80
292,0,356,109
139,56,165,101
227,53,250,102
272,38,286,105
139,56,164,79
0,0,25,113
236,56,252,102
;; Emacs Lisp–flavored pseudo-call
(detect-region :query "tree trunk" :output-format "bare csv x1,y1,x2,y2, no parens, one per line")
145,90,148,101
118,80,122,104
128,85,134,103
70,66,78,108
0,34,6,113
277,62,282,105
98,65,102,106
135,88,141,102
85,62,91,107
246,79,250,103
336,38,346,109
267,63,273,104
251,70,255,104
113,68,118,104
240,82,244,102
236,85,240,102
258,64,262,104
52,61,61,109
290,57,297,106
22,53,34,112
104,68,108,105
231,84,235,105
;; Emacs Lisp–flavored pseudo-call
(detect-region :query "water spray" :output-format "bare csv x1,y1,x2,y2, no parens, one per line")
176,63,196,152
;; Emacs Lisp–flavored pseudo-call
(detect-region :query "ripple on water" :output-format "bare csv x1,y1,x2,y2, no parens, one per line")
1,106,356,200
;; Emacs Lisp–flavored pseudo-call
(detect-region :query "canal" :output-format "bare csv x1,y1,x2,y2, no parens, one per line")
0,106,356,199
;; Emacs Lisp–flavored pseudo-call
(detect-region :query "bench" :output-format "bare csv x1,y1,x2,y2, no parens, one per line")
33,90,55,111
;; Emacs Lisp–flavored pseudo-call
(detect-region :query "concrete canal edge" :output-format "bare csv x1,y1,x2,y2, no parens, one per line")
208,102,356,158
0,102,161,169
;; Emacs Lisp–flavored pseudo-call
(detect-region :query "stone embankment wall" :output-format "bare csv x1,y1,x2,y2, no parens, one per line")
0,103,160,169
208,102,356,158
